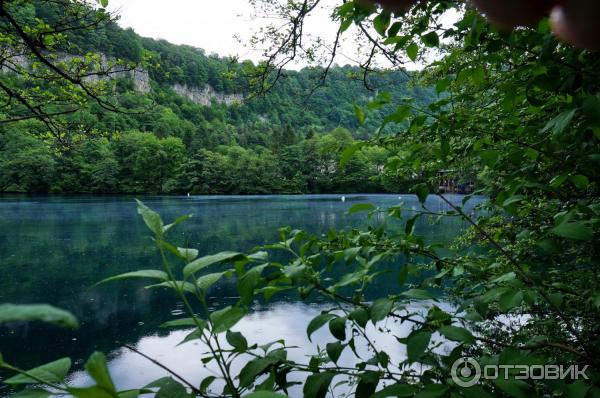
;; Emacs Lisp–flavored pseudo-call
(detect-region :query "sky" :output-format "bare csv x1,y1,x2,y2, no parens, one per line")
106,1,458,70
107,0,343,68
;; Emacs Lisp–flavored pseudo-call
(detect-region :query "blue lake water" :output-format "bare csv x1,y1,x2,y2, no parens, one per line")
0,194,482,395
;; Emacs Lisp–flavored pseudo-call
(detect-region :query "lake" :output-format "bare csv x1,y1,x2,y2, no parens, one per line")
0,194,481,396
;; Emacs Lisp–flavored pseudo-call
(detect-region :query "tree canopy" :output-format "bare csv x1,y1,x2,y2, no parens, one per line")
1,0,599,398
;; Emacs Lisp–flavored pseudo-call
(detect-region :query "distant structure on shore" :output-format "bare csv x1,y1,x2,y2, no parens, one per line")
437,170,475,194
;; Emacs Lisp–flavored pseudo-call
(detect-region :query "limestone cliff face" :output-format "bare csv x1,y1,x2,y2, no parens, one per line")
2,52,244,105
130,69,151,93
171,83,243,106
1,52,151,93
80,64,151,93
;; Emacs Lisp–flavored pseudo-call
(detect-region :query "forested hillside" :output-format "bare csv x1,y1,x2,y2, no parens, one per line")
0,2,434,194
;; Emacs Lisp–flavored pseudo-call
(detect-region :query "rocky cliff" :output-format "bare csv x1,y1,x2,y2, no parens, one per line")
2,52,245,106
171,83,243,106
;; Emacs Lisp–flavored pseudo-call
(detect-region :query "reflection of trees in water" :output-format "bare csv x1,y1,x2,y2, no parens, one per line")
0,195,483,373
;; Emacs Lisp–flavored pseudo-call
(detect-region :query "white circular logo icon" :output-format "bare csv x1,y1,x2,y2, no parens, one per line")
451,357,481,387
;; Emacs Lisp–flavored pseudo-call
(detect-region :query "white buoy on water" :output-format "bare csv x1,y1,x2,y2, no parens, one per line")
187,192,190,197
341,196,346,202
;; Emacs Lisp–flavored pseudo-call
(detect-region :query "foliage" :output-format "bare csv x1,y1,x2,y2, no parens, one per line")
0,1,435,195
2,0,600,397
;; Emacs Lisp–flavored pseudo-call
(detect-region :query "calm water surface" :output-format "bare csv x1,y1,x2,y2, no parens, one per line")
0,194,482,395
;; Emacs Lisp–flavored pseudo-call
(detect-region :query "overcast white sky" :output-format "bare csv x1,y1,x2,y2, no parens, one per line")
107,0,344,68
106,1,458,70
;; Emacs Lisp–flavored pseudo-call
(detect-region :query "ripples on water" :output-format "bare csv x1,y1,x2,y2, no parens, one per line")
0,194,483,396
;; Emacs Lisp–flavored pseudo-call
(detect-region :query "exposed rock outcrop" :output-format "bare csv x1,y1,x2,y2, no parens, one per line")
171,83,243,106
2,51,245,105
0,51,151,93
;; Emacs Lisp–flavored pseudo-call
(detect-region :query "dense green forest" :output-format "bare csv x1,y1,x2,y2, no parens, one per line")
2,0,600,397
0,2,434,194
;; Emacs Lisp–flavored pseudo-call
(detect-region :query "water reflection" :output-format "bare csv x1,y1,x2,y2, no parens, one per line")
67,301,456,397
0,194,482,394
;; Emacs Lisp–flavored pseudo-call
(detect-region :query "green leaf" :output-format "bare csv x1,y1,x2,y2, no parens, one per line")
406,42,418,61
459,386,494,398
438,325,476,344
456,68,470,85
146,377,190,398
183,252,244,278
569,175,589,189
398,266,409,285
96,270,168,286
383,105,411,127
238,265,266,305
479,150,500,167
196,272,226,292
177,248,199,262
549,174,568,188
334,270,365,288
405,214,419,235
145,281,196,294
85,352,117,394
373,12,390,36
244,392,288,398
386,22,403,38
414,384,448,398
349,307,369,328
551,221,593,241
226,330,248,351
160,318,197,329
303,372,334,398
163,214,192,233
401,289,436,300
307,313,336,341
502,195,525,207
248,251,268,262
0,304,78,329
368,91,392,110
370,298,394,323
493,379,531,398
347,203,376,214
210,306,245,333
548,292,563,309
413,184,429,204
356,373,379,398
238,357,279,388
177,329,204,346
493,272,517,283
99,0,109,7
329,317,346,341
565,380,592,398
5,358,71,385
499,290,524,311
135,199,163,236
591,294,600,309
353,105,366,125
341,141,366,167
118,389,154,398
406,331,431,362
372,383,417,398
435,78,452,94
422,31,439,47
326,341,344,363
542,109,576,136
69,386,116,398
472,65,485,85
199,376,216,393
